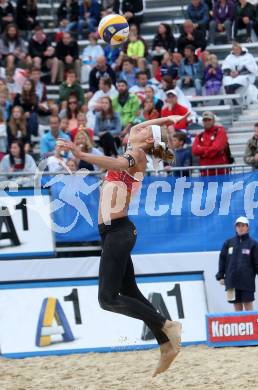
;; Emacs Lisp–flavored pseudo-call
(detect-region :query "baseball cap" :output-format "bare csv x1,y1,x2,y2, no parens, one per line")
202,111,215,120
166,89,178,97
235,216,249,225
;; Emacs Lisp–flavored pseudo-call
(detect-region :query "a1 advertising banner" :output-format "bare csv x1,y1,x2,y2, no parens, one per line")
0,273,207,358
207,312,258,347
0,189,54,259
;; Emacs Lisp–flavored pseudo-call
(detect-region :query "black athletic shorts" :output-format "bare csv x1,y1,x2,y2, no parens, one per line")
229,289,255,304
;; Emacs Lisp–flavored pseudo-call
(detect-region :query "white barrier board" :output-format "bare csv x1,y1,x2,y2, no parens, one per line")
0,273,207,357
0,189,54,258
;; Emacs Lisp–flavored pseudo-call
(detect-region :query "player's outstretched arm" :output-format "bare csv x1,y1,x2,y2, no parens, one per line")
130,113,190,132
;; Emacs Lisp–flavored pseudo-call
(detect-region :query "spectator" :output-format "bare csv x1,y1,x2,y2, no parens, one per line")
0,109,7,159
171,132,192,177
95,96,122,156
113,0,144,28
60,117,69,134
88,76,118,111
0,140,36,182
209,0,235,45
122,23,148,58
0,89,11,120
143,98,160,121
89,56,116,93
204,54,223,95
126,31,145,61
112,79,141,127
70,111,94,141
59,69,85,107
234,0,255,42
177,45,204,96
40,116,70,158
79,0,101,36
74,129,103,170
7,106,31,152
244,122,258,169
152,23,176,57
161,90,189,133
46,145,70,173
16,0,38,34
55,32,81,82
27,26,58,84
13,79,39,136
144,85,163,113
0,0,15,33
30,67,54,115
104,43,121,68
129,71,150,102
187,0,209,35
216,216,258,312
177,19,207,54
119,57,138,89
66,157,78,172
192,111,229,176
57,0,80,33
60,95,80,132
222,42,258,104
81,32,104,83
0,24,27,73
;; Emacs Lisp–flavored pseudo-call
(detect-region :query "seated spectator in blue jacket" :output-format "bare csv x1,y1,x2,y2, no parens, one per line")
94,96,122,157
187,0,209,34
216,216,258,312
209,0,235,45
119,57,138,88
177,45,204,96
171,132,192,177
40,116,70,158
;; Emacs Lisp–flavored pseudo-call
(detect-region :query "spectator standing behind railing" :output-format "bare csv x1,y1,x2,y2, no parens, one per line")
209,0,235,45
0,0,15,33
216,216,258,312
244,122,258,169
170,132,192,177
0,140,36,185
192,111,229,176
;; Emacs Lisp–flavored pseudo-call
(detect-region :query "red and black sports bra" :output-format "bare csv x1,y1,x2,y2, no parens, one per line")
105,170,141,193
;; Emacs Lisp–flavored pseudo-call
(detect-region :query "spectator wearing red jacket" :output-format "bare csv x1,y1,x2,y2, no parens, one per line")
161,89,189,134
192,111,229,176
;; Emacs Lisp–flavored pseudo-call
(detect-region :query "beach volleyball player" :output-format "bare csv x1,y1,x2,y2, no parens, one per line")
57,115,187,376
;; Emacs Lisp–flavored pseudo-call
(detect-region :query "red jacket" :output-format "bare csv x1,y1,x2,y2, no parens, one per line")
161,103,188,130
192,125,229,176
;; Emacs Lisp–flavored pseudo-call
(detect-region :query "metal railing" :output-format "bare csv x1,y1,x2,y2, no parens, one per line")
0,164,253,188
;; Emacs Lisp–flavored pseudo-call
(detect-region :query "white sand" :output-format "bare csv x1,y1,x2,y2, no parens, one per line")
0,345,258,390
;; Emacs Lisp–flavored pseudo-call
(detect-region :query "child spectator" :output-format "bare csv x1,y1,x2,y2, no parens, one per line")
127,32,145,62
0,109,7,159
171,132,192,177
95,96,122,156
204,54,223,95
66,157,78,172
7,106,31,152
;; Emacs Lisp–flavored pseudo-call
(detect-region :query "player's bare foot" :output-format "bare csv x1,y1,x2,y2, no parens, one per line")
153,341,178,377
162,320,182,354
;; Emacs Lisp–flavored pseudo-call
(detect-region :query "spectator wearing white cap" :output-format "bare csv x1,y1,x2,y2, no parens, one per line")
216,216,258,312
161,90,189,133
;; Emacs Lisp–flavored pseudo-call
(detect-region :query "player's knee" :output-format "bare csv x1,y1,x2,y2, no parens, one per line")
98,290,116,311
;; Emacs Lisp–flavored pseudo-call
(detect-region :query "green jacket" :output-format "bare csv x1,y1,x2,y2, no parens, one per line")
59,81,85,106
112,94,141,127
244,136,258,168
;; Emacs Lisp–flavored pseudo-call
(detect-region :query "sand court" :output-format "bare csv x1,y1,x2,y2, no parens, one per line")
0,345,258,390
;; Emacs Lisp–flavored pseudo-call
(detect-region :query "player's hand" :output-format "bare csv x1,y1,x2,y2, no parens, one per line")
57,139,81,158
167,111,190,123
219,279,225,285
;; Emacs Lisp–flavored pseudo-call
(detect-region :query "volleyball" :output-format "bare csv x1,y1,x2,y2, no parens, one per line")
98,14,129,46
